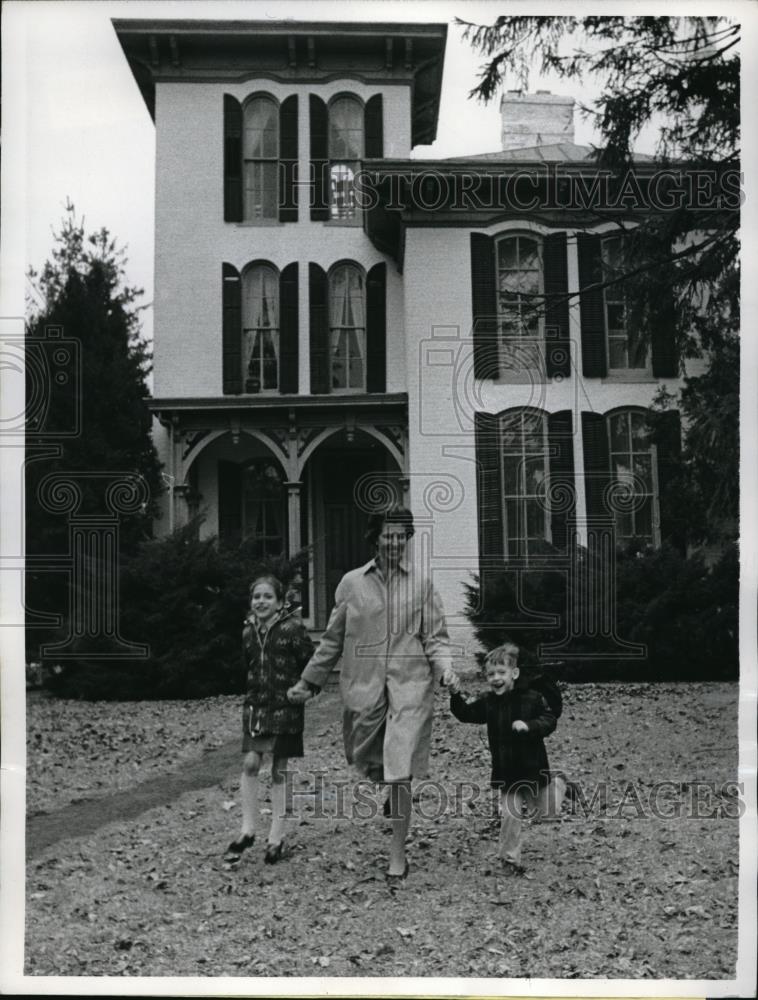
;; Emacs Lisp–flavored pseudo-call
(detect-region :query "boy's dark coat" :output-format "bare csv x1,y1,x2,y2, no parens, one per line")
243,607,314,735
450,678,557,789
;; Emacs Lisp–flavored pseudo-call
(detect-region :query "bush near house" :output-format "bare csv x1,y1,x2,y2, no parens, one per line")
464,542,738,682
41,521,308,700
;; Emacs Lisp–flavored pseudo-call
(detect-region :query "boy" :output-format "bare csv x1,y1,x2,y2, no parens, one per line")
449,642,563,874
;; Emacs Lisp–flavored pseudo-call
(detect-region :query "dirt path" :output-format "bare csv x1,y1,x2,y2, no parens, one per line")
26,691,340,859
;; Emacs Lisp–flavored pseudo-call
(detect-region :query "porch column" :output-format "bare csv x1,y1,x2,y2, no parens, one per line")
285,481,302,556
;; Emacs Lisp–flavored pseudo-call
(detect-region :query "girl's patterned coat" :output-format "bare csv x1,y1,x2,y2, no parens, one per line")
243,607,315,736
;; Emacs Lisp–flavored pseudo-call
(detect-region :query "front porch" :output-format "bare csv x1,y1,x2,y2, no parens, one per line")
150,393,408,627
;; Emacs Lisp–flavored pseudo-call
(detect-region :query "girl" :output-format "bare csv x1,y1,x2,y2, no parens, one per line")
226,573,315,865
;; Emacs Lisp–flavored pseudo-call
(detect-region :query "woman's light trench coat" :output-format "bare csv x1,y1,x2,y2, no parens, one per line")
301,557,453,782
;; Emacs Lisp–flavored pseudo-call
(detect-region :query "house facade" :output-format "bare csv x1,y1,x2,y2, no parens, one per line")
115,20,692,649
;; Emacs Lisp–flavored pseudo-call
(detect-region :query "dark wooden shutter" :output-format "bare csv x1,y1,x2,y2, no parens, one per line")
581,411,611,525
222,263,242,395
364,95,384,158
366,262,386,393
474,411,505,582
651,284,678,378
654,409,685,551
547,410,576,551
279,95,298,223
218,461,243,547
279,263,298,393
223,95,243,222
470,233,499,380
310,95,329,221
309,263,329,393
543,232,571,379
577,233,607,378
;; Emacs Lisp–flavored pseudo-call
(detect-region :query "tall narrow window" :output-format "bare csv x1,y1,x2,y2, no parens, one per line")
607,410,659,545
242,460,286,557
329,264,365,391
500,410,551,557
243,96,279,220
242,265,279,393
329,96,363,220
496,234,543,374
602,236,648,371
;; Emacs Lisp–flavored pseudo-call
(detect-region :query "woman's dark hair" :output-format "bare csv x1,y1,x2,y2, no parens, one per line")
364,505,415,545
249,574,285,601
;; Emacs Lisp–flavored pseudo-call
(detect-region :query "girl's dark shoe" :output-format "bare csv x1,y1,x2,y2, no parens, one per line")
264,840,285,864
225,833,255,861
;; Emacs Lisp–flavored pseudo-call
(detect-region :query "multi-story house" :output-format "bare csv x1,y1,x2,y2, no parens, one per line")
114,19,689,649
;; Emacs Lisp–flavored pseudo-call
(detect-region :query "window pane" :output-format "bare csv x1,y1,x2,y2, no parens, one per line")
607,303,625,331
633,454,653,491
244,162,278,220
612,456,633,485
616,510,633,540
609,413,628,452
244,98,278,158
634,496,653,540
519,239,539,271
329,98,363,159
608,336,628,369
526,498,546,539
525,456,546,494
628,329,648,368
330,163,357,219
630,413,650,447
498,238,518,271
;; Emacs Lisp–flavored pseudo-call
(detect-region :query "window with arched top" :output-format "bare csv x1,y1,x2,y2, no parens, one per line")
242,460,286,557
328,263,366,390
328,96,364,220
242,264,279,393
243,96,279,220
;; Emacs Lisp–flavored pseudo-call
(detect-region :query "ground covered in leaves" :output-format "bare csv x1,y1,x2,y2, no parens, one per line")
24,679,740,980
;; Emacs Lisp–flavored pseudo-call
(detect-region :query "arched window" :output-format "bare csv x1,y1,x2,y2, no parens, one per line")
243,96,279,220
328,96,363,220
242,460,286,557
500,409,551,557
606,410,659,545
329,263,365,391
242,264,279,393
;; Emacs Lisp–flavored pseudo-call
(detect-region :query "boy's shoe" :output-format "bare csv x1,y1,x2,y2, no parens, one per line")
264,840,286,864
225,833,255,862
501,860,526,876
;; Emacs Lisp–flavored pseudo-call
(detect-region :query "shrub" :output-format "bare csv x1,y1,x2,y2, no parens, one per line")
464,542,738,682
42,520,309,700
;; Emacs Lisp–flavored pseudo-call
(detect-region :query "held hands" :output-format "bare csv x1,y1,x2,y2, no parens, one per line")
441,666,460,694
511,720,529,734
287,679,314,704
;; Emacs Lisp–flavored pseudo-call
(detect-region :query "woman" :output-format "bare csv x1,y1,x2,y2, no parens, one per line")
288,505,458,882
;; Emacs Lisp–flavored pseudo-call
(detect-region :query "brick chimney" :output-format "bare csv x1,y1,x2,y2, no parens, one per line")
500,90,575,150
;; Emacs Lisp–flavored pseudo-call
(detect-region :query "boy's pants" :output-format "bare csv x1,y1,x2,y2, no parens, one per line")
498,775,567,866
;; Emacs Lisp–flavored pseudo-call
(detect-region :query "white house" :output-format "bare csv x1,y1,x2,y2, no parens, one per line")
114,19,691,650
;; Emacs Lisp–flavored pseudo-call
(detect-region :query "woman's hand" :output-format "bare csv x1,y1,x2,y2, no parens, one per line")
287,679,314,704
441,666,460,693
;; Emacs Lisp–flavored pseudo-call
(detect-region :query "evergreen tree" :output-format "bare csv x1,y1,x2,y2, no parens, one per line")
26,203,163,658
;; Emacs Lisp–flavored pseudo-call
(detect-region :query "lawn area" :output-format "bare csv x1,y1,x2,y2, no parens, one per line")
24,679,740,980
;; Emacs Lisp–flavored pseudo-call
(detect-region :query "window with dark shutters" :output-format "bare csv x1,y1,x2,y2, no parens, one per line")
470,233,499,380
543,233,571,379
310,95,329,221
474,411,505,579
279,95,298,223
547,410,576,550
364,95,384,158
309,263,330,393
279,263,299,393
223,95,243,223
222,263,242,395
366,262,386,392
577,233,607,378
